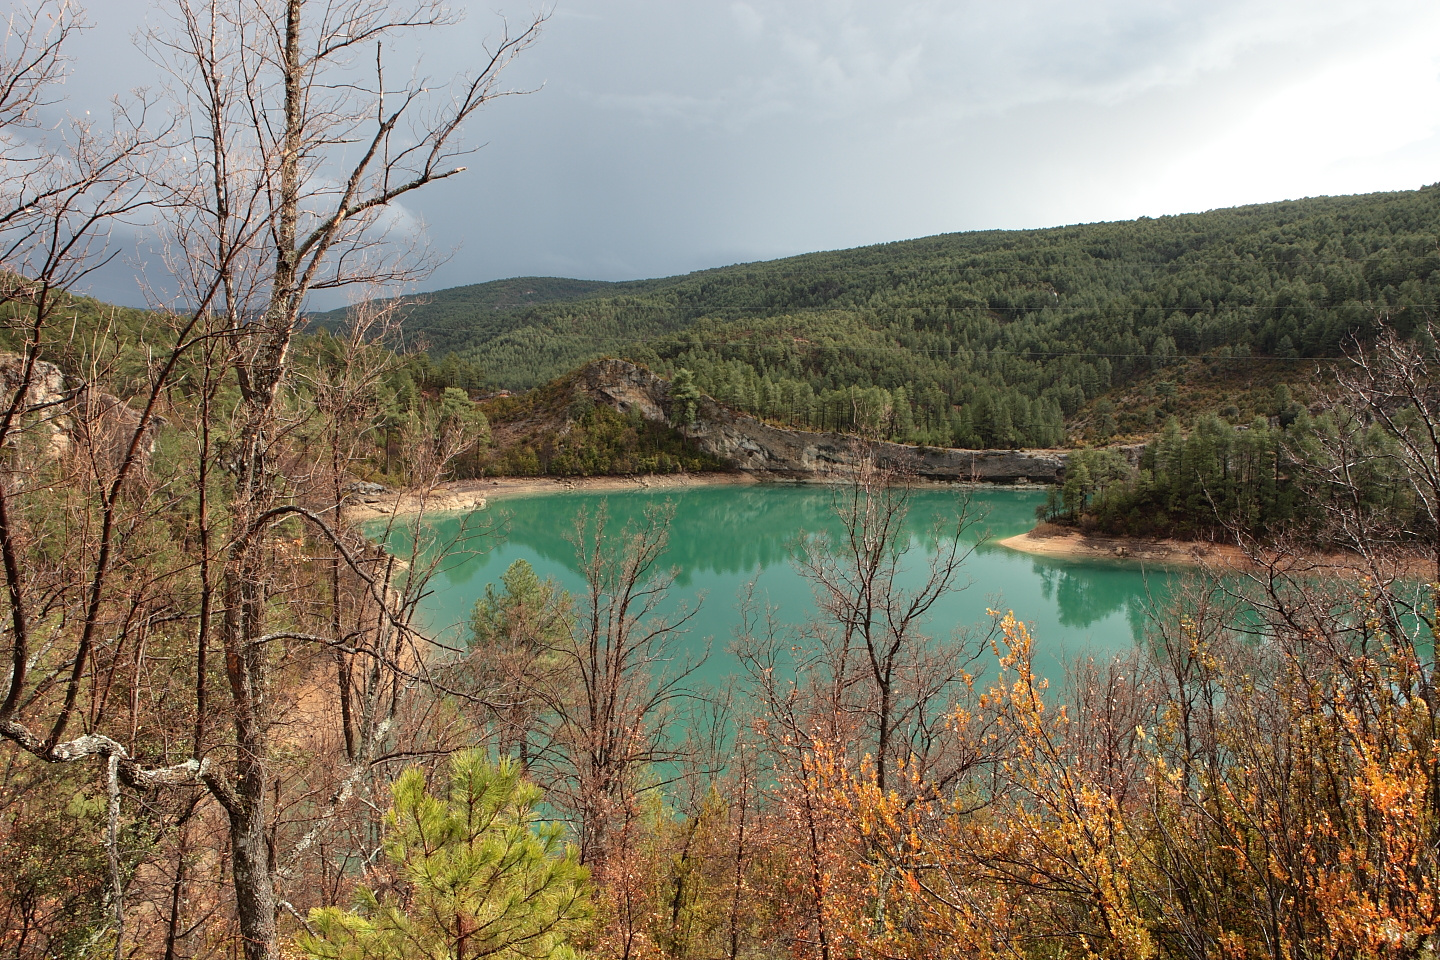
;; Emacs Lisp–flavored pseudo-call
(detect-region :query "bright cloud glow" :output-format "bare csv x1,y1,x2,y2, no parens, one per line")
51,0,1440,307
1133,10,1440,212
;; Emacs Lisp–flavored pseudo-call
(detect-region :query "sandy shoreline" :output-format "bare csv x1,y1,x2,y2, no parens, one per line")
343,471,763,523
996,527,1249,569
998,525,1435,579
342,471,1048,523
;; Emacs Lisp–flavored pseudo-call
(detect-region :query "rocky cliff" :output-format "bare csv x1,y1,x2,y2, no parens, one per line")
573,359,1076,483
0,354,158,466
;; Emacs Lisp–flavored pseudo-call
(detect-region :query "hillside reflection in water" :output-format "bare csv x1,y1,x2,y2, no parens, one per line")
389,484,1177,685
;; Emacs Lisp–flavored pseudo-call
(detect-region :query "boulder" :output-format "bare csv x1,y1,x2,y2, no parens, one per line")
0,353,70,457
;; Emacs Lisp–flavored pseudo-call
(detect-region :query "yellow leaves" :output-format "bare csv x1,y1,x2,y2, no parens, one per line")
1217,930,1249,960
820,609,1164,960
756,598,1440,960
1300,739,1440,958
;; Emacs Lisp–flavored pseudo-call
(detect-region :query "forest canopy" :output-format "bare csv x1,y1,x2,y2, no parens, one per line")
343,187,1440,447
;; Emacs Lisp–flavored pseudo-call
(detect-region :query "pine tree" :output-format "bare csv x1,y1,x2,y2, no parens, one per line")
669,368,703,427
300,752,592,960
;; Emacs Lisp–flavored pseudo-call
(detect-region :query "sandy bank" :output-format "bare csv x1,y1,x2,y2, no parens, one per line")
344,472,763,523
997,527,1248,569
343,471,1032,524
999,525,1435,579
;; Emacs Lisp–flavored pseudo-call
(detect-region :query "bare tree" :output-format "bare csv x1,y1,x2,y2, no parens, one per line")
526,501,709,872
742,458,984,795
1120,314,1440,960
1235,314,1440,717
155,3,542,953
733,459,987,960
0,2,545,957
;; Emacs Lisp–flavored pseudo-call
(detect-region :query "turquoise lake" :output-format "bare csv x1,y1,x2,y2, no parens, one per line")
385,484,1182,690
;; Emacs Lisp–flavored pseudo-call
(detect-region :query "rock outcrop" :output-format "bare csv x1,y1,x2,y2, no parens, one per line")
0,353,159,467
572,359,1077,483
573,358,672,423
0,353,70,456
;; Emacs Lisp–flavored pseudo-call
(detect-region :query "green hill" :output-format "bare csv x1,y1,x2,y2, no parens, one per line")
315,276,632,353
336,186,1440,448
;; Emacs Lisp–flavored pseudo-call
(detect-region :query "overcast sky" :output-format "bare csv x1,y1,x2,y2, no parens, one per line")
54,0,1440,306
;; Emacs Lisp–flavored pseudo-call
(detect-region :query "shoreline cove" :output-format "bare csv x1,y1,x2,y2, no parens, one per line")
343,471,1056,523
996,527,1248,570
348,475,1432,581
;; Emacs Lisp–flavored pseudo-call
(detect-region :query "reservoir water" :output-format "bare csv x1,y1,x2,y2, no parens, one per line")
388,484,1181,689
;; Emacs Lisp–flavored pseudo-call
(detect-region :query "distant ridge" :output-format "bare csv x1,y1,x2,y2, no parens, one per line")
327,186,1440,449
312,276,628,339
391,276,625,313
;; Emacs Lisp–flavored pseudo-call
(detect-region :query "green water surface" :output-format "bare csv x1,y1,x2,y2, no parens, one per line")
386,484,1179,689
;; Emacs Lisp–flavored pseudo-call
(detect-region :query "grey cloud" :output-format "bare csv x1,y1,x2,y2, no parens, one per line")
618,0,1408,123
31,0,1440,309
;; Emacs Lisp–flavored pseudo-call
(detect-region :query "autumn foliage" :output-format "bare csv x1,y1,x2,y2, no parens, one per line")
782,583,1440,960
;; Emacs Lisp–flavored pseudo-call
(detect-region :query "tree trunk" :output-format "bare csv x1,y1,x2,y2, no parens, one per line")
230,795,278,960
221,489,278,958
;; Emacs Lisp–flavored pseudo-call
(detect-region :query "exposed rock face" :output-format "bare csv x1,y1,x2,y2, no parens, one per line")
0,353,72,457
0,353,158,466
0,353,67,404
574,358,671,423
574,359,1077,483
684,400,1069,482
69,387,164,470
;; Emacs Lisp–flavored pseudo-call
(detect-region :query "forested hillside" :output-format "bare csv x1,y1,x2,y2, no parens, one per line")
18,0,1440,956
365,187,1440,447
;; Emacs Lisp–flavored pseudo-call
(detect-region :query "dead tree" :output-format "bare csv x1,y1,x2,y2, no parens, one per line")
734,458,987,960
0,2,544,957
530,501,709,873
745,458,984,794
157,3,541,954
